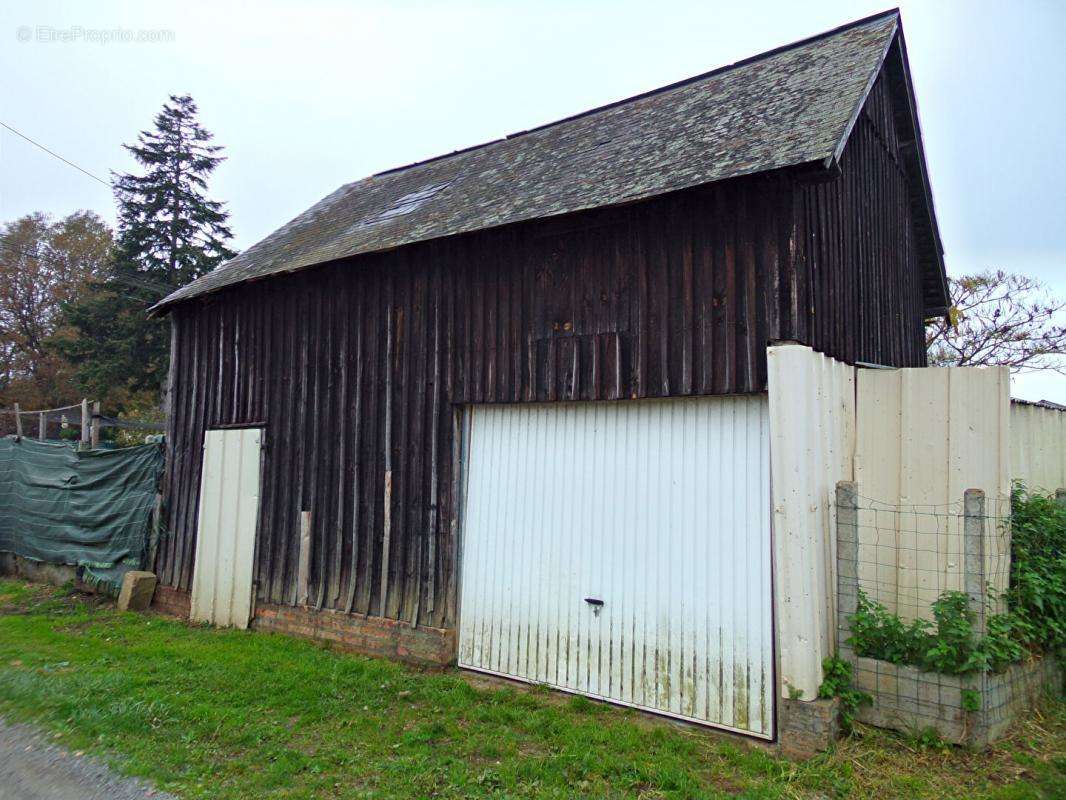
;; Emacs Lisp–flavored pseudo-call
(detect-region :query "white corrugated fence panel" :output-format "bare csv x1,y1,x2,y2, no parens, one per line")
458,395,773,738
1010,401,1066,493
191,428,263,629
855,366,1011,618
766,344,856,702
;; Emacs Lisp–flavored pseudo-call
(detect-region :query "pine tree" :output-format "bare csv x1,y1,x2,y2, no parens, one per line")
59,95,235,406
113,94,234,289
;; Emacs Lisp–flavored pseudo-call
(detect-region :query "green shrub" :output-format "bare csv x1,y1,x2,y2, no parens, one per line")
848,486,1063,676
818,656,871,733
850,589,1025,675
851,590,930,665
923,591,984,674
1007,486,1065,658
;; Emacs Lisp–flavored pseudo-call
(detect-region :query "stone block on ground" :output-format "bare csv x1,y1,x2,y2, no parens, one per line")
117,571,157,612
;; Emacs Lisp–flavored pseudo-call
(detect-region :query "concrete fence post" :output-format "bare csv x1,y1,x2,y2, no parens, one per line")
836,481,859,660
13,403,22,440
963,489,987,637
38,411,46,440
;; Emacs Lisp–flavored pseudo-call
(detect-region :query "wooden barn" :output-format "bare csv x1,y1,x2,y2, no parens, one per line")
152,10,946,742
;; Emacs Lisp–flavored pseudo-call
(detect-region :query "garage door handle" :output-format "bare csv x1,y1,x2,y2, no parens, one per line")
584,597,604,607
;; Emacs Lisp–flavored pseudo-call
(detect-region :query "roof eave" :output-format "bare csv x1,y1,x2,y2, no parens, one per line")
893,25,949,314
823,15,948,317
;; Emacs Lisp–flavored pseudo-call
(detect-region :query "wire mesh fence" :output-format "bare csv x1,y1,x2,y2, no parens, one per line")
835,481,1062,744
0,400,163,444
842,488,1013,624
0,401,92,441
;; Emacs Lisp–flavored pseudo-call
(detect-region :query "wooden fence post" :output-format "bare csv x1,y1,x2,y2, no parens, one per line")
13,403,22,440
963,489,987,636
836,481,859,660
90,401,101,448
80,399,89,445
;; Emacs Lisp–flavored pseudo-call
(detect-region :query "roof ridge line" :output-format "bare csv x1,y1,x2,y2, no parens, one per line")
372,8,901,180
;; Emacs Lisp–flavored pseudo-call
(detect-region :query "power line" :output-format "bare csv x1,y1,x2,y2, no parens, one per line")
0,122,110,187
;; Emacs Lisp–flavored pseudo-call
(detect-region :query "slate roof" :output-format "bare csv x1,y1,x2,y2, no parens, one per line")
157,10,934,310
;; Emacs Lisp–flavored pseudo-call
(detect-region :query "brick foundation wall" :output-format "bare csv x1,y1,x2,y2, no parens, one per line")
151,584,191,618
252,604,455,667
148,588,455,667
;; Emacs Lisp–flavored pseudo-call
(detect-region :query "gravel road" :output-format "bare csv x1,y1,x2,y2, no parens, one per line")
0,718,177,800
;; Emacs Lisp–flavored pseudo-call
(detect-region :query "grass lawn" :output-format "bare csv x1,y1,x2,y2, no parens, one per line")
0,579,1062,799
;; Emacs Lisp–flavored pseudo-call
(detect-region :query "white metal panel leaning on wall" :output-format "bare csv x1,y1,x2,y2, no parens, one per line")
767,344,856,702
1010,401,1066,493
190,428,263,629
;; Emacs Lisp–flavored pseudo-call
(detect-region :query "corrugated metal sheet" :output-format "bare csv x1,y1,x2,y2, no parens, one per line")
191,428,263,628
767,344,856,702
854,366,1011,616
1010,401,1066,493
457,395,773,737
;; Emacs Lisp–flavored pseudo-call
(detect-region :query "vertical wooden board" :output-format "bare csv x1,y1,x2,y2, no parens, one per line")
330,278,350,608
406,270,430,624
347,282,368,614
312,279,335,608
679,199,695,395
484,249,499,402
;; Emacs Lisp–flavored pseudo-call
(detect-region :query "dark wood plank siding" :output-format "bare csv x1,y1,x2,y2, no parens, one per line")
158,174,798,626
794,72,927,367
158,74,930,629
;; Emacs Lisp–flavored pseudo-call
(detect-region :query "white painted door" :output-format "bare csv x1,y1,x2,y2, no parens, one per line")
191,428,263,629
458,395,773,737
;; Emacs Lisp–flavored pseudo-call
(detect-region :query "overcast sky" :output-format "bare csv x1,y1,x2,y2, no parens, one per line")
1,0,1063,400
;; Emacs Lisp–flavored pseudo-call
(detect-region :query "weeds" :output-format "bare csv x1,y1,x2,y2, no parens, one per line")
818,656,871,733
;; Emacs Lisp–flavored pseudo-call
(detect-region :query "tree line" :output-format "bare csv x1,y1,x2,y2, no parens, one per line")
0,95,233,422
0,96,1062,427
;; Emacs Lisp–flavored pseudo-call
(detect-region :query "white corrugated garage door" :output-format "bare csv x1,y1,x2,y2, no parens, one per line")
458,395,773,737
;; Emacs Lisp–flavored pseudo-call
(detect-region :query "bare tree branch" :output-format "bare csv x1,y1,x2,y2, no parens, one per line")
926,270,1066,373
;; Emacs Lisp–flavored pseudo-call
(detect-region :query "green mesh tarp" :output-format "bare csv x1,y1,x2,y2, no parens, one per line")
0,436,164,594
